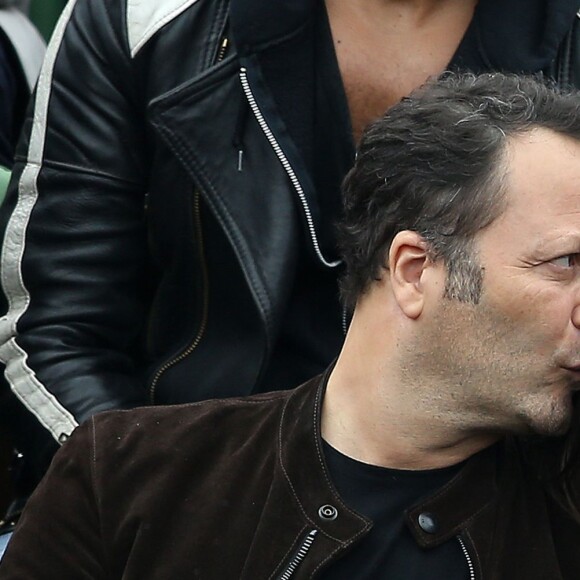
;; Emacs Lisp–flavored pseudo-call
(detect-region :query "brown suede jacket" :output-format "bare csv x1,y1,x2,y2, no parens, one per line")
0,369,579,579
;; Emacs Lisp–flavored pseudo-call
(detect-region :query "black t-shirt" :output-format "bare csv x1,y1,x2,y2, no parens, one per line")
318,441,469,579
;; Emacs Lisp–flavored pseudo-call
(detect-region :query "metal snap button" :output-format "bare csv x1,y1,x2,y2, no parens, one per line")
318,504,338,521
417,512,439,534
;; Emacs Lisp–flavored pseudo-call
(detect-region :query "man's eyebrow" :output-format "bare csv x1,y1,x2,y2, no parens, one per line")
531,233,580,256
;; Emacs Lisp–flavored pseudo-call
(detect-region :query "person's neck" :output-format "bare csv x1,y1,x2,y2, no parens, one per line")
321,319,498,470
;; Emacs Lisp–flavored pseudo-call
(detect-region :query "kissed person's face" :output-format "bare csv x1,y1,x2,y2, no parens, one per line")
417,129,580,437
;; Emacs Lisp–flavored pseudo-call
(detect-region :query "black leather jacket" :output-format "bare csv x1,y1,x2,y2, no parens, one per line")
1,0,580,490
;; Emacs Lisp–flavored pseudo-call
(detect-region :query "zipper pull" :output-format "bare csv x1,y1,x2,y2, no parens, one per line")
216,37,229,63
233,97,249,172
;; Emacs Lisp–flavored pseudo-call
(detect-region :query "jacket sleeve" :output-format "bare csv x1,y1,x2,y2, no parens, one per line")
0,420,107,579
0,0,152,487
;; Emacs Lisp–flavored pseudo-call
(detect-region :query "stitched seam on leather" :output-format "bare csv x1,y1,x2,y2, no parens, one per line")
33,158,143,186
0,341,77,435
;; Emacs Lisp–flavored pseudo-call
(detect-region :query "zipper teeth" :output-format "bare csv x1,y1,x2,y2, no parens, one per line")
278,529,318,580
147,32,228,403
239,67,341,270
148,192,209,403
457,535,476,580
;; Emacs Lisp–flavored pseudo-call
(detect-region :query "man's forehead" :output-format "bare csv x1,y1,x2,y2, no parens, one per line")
475,127,580,256
502,128,580,214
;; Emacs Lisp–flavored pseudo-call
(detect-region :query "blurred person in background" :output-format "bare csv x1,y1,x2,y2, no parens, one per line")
0,0,44,557
0,0,44,169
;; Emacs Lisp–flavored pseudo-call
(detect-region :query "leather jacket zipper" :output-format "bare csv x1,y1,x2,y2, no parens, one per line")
239,67,341,269
216,36,229,63
277,529,318,580
148,191,209,402
147,33,229,402
457,535,476,580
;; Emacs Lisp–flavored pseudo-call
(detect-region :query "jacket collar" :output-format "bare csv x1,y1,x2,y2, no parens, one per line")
280,367,502,547
230,0,315,56
279,367,371,543
442,0,579,74
406,443,499,548
472,0,579,73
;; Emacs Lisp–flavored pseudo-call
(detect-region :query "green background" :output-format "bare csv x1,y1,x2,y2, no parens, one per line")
29,0,67,41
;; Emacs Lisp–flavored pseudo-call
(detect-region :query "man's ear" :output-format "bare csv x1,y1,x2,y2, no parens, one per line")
388,231,433,319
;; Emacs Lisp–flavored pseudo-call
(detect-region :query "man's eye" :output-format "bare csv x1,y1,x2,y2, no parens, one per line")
550,254,578,268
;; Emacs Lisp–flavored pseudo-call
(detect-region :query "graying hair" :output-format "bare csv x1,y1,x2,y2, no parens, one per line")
338,72,580,311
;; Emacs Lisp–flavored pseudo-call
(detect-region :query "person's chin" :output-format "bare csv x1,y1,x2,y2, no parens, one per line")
532,394,574,437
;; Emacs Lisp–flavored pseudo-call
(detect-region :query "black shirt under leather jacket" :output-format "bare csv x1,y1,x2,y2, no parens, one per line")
1,369,580,579
0,0,580,491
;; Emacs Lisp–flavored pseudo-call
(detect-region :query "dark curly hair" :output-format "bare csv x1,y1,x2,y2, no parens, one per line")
338,72,580,311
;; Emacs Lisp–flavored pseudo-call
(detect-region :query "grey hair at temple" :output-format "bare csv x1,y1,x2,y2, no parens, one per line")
337,72,580,312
